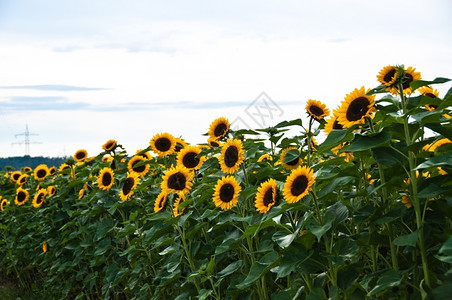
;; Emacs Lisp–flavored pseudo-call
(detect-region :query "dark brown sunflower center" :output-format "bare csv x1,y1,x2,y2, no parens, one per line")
37,169,47,178
155,138,171,152
210,140,220,148
291,175,308,196
102,172,112,186
309,106,324,117
76,152,86,160
214,123,228,137
263,188,275,207
158,195,166,208
346,97,370,121
17,191,26,202
105,142,115,150
167,172,187,190
333,120,343,130
425,93,437,99
182,152,199,169
132,160,146,173
383,69,396,83
287,156,300,166
49,168,56,175
36,193,45,205
219,183,234,202
402,73,414,90
19,177,26,184
224,146,239,167
12,173,20,180
123,177,135,195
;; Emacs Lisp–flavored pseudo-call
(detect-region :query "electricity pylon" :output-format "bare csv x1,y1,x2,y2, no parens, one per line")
12,124,42,156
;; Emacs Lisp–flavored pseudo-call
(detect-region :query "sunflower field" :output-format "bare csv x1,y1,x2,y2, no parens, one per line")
1,65,452,299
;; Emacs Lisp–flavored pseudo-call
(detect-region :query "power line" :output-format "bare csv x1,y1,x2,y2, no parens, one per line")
12,124,42,156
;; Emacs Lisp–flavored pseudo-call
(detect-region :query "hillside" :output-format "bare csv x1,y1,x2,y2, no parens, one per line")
0,156,68,171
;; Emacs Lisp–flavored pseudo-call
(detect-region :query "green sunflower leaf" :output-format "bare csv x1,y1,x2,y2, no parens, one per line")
235,251,280,289
415,151,452,170
283,149,300,164
410,77,451,91
344,130,392,152
393,230,419,247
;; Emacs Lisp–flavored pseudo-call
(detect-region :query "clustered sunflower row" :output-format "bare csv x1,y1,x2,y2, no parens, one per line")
1,65,452,299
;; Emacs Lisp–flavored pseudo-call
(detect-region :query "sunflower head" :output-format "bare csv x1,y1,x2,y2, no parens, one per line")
34,164,49,181
306,99,330,120
154,191,168,213
418,86,441,111
377,65,399,86
0,198,8,212
97,167,115,191
74,149,88,162
136,149,153,160
15,187,30,206
47,186,57,197
177,145,206,171
283,166,315,204
213,176,241,210
280,147,303,170
127,155,150,177
257,154,272,162
255,178,278,214
49,166,57,176
10,171,22,183
32,188,47,208
175,138,188,153
336,86,376,128
150,132,177,158
389,66,422,95
23,166,32,173
208,117,230,140
218,139,245,174
42,242,48,253
207,137,221,148
324,110,344,135
173,193,187,217
161,165,194,195
102,139,117,152
119,173,140,201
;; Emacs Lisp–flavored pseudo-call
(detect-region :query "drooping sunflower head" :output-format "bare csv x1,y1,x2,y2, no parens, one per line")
324,109,344,135
47,186,57,197
255,178,278,214
208,117,230,140
418,86,441,111
306,99,330,120
73,149,88,162
102,139,117,152
283,166,315,204
280,147,303,170
150,132,177,158
10,171,22,183
97,167,115,191
177,145,206,171
377,65,399,87
32,188,47,208
0,198,8,212
161,165,194,195
15,187,30,206
173,193,187,217
119,173,140,201
48,166,57,176
213,175,241,210
34,164,49,181
154,191,168,213
257,153,272,162
218,139,245,174
390,66,422,95
336,86,376,128
127,155,150,177
17,174,28,186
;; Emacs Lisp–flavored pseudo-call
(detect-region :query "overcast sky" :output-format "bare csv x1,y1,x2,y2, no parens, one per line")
1,0,451,158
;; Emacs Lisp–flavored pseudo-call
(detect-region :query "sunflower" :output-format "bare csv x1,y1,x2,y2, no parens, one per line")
213,176,241,210
177,145,206,171
154,191,168,213
401,196,412,208
97,167,115,191
258,154,272,162
173,193,187,217
119,173,140,201
150,132,177,157
255,179,277,214
175,138,188,152
336,86,376,128
280,147,303,170
208,117,230,140
15,187,29,206
34,164,49,181
58,163,71,173
332,143,354,162
324,113,344,135
218,139,245,174
0,198,8,211
207,137,221,148
136,149,153,160
32,188,47,208
78,189,85,200
161,165,194,195
127,155,150,177
390,66,422,95
23,166,32,173
47,186,56,197
42,242,48,253
283,166,315,204
418,86,440,111
430,138,451,152
306,99,330,120
10,171,22,183
74,149,88,162
377,65,399,86
102,139,117,151
48,166,57,176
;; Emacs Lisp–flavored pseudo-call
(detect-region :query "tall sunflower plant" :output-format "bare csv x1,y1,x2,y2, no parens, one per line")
1,65,452,299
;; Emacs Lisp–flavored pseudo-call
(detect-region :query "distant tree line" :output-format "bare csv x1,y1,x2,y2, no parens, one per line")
0,156,69,171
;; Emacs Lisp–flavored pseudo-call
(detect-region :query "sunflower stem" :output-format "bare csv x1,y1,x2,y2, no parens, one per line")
399,83,431,288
